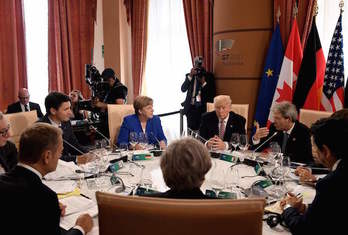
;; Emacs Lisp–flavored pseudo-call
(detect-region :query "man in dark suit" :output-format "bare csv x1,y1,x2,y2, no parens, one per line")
279,117,347,235
181,56,216,130
38,92,93,164
199,95,246,151
251,101,312,164
6,88,43,118
0,112,17,173
0,123,93,234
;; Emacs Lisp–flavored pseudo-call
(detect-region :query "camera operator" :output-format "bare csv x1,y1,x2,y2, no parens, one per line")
93,68,128,109
181,56,215,130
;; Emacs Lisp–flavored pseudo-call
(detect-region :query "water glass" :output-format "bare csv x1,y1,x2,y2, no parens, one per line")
239,134,249,151
129,132,138,149
230,133,240,151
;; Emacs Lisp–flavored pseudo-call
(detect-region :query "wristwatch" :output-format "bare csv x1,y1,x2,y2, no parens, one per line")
283,204,292,210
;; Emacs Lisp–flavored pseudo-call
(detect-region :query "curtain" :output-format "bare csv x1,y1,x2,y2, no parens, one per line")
48,0,96,96
274,0,315,49
123,0,149,98
182,0,213,72
0,0,27,111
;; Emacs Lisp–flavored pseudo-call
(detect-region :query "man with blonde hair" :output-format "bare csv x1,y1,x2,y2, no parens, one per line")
199,95,246,151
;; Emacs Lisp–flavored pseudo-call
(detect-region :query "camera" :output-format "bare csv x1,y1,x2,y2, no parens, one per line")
85,64,109,99
194,56,206,78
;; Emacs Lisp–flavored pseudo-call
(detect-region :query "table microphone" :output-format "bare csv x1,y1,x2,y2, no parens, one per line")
90,125,117,149
63,139,85,155
187,127,208,143
252,131,279,153
150,132,162,150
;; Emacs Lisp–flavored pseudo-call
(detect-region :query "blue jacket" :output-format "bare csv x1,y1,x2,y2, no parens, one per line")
117,114,167,147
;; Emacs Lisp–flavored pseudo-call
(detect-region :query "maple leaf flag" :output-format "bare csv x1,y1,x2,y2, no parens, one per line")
267,19,303,125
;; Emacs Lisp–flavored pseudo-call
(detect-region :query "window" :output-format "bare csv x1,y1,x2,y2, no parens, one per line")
23,0,48,111
144,0,192,141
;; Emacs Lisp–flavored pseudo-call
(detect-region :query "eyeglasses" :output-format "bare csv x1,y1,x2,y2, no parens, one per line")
0,124,10,137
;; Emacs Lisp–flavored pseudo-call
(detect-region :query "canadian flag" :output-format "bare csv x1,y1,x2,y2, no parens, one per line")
267,19,303,125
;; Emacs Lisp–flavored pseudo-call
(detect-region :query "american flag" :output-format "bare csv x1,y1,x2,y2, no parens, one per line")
321,14,345,112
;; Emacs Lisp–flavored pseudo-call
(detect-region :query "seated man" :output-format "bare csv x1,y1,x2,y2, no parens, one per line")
199,95,246,151
0,123,93,234
252,101,312,164
6,88,43,118
117,96,166,150
0,112,17,173
151,137,212,199
280,117,347,235
39,92,92,164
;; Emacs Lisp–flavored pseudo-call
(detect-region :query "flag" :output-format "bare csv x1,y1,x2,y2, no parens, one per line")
345,77,348,108
268,19,303,125
254,24,284,129
321,14,344,111
293,18,326,110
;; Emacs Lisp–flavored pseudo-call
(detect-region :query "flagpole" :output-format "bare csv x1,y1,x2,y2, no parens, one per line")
276,6,281,23
293,1,298,19
313,0,318,17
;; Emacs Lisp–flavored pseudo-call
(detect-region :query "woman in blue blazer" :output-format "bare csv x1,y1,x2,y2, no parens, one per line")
117,96,167,149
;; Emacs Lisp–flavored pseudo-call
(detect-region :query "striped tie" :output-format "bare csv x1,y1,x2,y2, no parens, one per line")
219,120,225,139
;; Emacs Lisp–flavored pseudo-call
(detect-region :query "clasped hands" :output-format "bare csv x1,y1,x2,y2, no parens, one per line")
280,192,307,214
206,135,226,151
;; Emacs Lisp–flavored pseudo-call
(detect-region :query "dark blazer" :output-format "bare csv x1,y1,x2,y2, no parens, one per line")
38,114,88,162
6,101,43,118
117,114,167,147
199,111,246,142
251,121,312,164
0,141,18,172
181,72,215,114
282,160,346,235
0,166,82,235
149,188,213,199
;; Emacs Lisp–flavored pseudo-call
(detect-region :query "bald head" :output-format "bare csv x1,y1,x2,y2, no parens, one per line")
18,88,30,105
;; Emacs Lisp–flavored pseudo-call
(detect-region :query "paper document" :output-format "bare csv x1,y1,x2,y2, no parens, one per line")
60,205,98,230
45,160,81,180
43,180,77,194
59,195,96,216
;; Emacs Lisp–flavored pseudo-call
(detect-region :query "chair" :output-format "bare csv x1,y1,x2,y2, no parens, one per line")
206,102,249,129
96,191,264,235
107,104,135,145
299,109,332,128
5,110,38,148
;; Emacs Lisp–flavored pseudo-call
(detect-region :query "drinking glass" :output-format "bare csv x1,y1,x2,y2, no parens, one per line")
230,133,240,151
224,166,240,190
239,134,249,151
138,132,148,149
129,132,138,149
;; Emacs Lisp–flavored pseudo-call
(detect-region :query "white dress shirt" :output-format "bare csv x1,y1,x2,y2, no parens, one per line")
20,103,30,112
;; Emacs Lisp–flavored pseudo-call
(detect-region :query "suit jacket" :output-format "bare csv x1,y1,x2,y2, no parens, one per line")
149,188,213,199
0,141,18,172
117,114,167,147
6,101,43,118
38,114,88,162
251,121,313,164
181,71,215,114
281,160,346,235
0,166,82,235
199,111,246,142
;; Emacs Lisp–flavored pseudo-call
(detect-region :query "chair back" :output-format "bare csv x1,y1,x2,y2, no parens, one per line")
299,109,332,128
5,111,38,148
107,104,135,145
206,102,249,129
96,191,264,235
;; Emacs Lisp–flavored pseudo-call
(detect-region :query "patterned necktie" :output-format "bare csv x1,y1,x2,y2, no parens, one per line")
219,120,225,139
24,105,29,112
281,132,289,153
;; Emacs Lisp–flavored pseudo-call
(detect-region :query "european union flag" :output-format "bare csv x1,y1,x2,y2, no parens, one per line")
253,23,284,130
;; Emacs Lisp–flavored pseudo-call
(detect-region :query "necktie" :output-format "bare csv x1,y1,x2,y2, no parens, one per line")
281,132,289,153
24,105,29,112
219,120,225,139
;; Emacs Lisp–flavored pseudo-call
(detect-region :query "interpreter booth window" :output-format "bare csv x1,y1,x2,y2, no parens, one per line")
143,0,192,142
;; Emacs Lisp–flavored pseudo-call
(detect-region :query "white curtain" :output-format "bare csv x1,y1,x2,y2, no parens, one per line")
316,0,347,82
24,0,48,112
144,0,192,142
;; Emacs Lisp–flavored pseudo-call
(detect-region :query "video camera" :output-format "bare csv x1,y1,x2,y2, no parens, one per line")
85,64,109,99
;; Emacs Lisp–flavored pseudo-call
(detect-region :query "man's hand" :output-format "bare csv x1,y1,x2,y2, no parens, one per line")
280,193,306,213
206,136,226,151
76,153,95,165
295,166,317,185
75,214,93,233
190,68,197,77
59,202,66,217
253,122,269,141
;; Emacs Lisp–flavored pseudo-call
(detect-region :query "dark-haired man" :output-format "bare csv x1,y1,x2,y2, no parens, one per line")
39,92,93,164
280,117,347,235
0,123,93,234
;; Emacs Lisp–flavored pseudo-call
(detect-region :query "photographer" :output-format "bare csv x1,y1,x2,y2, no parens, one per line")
181,56,215,130
93,68,128,109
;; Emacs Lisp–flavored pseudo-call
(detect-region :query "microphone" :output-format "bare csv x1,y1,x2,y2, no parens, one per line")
150,132,162,150
75,169,109,176
252,131,279,153
186,127,208,143
63,139,85,155
90,125,117,150
110,173,126,193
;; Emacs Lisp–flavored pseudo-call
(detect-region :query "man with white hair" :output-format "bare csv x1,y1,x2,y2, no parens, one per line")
6,88,43,118
199,95,246,151
0,111,17,174
181,56,215,130
252,101,312,163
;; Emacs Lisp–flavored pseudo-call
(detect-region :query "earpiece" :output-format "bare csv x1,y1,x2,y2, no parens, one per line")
264,212,283,228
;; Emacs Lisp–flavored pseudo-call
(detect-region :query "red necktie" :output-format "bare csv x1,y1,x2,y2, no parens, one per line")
219,120,225,139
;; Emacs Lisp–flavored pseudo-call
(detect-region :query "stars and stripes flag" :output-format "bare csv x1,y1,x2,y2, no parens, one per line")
321,14,344,112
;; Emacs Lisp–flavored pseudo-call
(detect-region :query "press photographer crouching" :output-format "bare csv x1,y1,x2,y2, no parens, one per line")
181,56,215,131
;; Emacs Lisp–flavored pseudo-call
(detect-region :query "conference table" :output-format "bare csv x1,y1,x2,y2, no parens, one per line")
47,149,317,235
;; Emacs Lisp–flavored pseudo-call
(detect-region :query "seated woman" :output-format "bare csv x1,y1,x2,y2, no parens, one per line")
0,112,17,174
69,90,88,120
117,96,166,150
151,137,212,199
